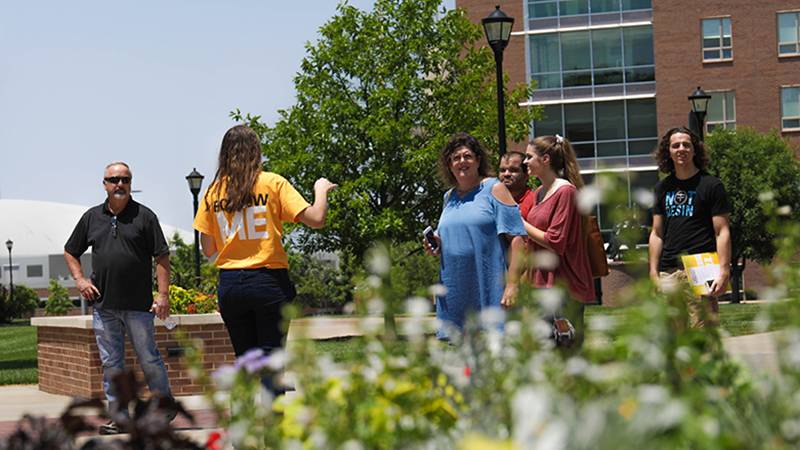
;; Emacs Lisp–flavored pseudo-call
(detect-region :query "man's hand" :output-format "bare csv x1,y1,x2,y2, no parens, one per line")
76,277,100,300
708,272,730,298
151,293,170,321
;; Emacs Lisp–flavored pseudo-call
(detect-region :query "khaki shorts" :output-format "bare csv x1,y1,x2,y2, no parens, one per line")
658,269,719,328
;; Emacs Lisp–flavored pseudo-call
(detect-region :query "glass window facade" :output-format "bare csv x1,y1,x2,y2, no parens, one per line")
533,98,658,165
529,25,653,90
702,17,733,61
782,87,800,131
778,12,800,56
528,0,651,18
706,91,736,133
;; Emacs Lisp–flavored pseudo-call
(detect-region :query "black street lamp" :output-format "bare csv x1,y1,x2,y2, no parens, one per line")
482,5,514,157
5,239,13,303
185,169,204,285
688,86,712,140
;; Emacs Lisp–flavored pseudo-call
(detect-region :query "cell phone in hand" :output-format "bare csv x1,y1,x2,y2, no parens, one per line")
423,226,438,251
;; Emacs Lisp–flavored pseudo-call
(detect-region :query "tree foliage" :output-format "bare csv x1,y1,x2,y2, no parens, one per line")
236,0,538,262
705,128,800,264
45,279,73,316
0,284,39,322
168,232,218,293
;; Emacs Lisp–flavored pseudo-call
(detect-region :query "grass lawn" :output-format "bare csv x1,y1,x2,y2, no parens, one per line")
0,320,37,385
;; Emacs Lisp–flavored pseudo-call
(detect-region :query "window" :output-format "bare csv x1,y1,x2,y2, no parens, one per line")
702,18,732,61
706,91,736,132
532,98,658,162
778,12,800,56
27,265,43,278
529,25,654,89
782,87,800,131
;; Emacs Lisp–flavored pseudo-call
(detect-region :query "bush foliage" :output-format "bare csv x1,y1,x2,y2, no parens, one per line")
44,280,72,316
0,284,38,323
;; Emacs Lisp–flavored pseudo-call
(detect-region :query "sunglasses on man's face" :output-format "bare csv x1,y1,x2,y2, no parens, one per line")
104,176,131,185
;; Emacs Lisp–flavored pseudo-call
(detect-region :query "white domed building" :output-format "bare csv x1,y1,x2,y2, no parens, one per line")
0,199,192,298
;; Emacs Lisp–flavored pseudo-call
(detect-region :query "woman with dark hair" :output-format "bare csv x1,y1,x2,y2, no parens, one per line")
193,125,336,389
523,135,594,346
424,132,527,338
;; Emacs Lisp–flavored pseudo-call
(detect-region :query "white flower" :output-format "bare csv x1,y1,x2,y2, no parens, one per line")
429,283,448,297
754,311,771,333
532,250,560,270
406,297,431,317
537,288,564,314
512,386,552,444
367,249,390,275
577,184,602,214
534,421,568,450
479,307,505,328
702,417,720,437
777,205,792,216
758,286,786,301
565,357,589,376
634,188,655,208
587,314,616,332
639,384,669,404
343,302,357,315
366,275,382,288
674,346,691,363
367,297,385,315
265,349,287,371
758,191,775,202
211,365,238,390
258,385,273,409
342,439,365,450
227,421,249,446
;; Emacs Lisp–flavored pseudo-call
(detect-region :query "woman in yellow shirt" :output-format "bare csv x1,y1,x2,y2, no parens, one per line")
193,125,336,392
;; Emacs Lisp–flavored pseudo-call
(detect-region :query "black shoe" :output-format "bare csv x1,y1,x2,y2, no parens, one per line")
99,421,123,435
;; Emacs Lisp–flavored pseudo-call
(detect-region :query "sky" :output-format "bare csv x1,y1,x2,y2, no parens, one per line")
0,0,454,232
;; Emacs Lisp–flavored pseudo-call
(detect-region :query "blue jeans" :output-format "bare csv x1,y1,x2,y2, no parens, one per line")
92,307,172,417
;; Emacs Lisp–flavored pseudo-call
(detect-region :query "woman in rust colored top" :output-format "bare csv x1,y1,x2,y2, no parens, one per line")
523,135,594,347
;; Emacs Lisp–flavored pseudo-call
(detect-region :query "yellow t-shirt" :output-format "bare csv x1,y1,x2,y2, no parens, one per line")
193,172,311,269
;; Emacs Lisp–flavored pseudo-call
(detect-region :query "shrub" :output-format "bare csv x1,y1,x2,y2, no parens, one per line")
0,284,39,322
166,286,218,315
288,251,351,311
44,280,72,316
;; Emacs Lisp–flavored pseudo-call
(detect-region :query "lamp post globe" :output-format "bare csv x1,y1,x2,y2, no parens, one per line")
5,239,13,304
185,169,204,284
688,86,711,140
482,5,514,157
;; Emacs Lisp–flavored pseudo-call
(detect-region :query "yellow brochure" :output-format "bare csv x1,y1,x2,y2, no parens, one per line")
681,252,729,297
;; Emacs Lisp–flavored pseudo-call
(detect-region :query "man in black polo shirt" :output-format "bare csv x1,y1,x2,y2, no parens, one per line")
64,161,173,435
649,127,731,328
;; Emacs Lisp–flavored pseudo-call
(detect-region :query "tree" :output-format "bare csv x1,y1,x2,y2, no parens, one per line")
0,284,38,322
705,128,800,302
236,0,538,263
168,232,218,292
45,280,73,316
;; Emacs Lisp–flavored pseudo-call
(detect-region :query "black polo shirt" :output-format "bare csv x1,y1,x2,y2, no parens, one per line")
65,198,169,311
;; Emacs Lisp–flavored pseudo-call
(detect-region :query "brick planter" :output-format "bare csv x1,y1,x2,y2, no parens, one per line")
31,314,235,398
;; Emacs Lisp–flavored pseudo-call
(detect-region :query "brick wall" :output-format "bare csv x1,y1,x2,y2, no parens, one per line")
653,0,800,148
34,315,235,398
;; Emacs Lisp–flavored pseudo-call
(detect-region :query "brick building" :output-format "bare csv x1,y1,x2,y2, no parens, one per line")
456,0,800,231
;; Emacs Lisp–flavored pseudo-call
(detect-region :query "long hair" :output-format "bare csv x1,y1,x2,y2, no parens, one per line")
438,132,495,187
205,125,263,212
653,126,709,174
530,135,584,189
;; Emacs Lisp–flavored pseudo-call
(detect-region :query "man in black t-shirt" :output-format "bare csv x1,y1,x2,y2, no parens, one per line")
649,127,731,327
64,162,173,434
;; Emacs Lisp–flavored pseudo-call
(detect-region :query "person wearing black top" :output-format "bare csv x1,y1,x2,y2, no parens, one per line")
649,127,731,327
64,162,173,434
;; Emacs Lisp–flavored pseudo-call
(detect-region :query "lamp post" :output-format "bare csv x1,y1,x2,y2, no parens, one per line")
482,5,514,157
688,86,711,140
185,169,204,286
5,239,13,303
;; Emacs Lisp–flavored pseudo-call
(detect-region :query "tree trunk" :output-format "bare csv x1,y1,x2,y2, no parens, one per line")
730,256,745,304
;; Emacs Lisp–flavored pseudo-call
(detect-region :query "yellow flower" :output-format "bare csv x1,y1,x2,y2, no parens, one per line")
458,432,516,450
618,397,638,420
